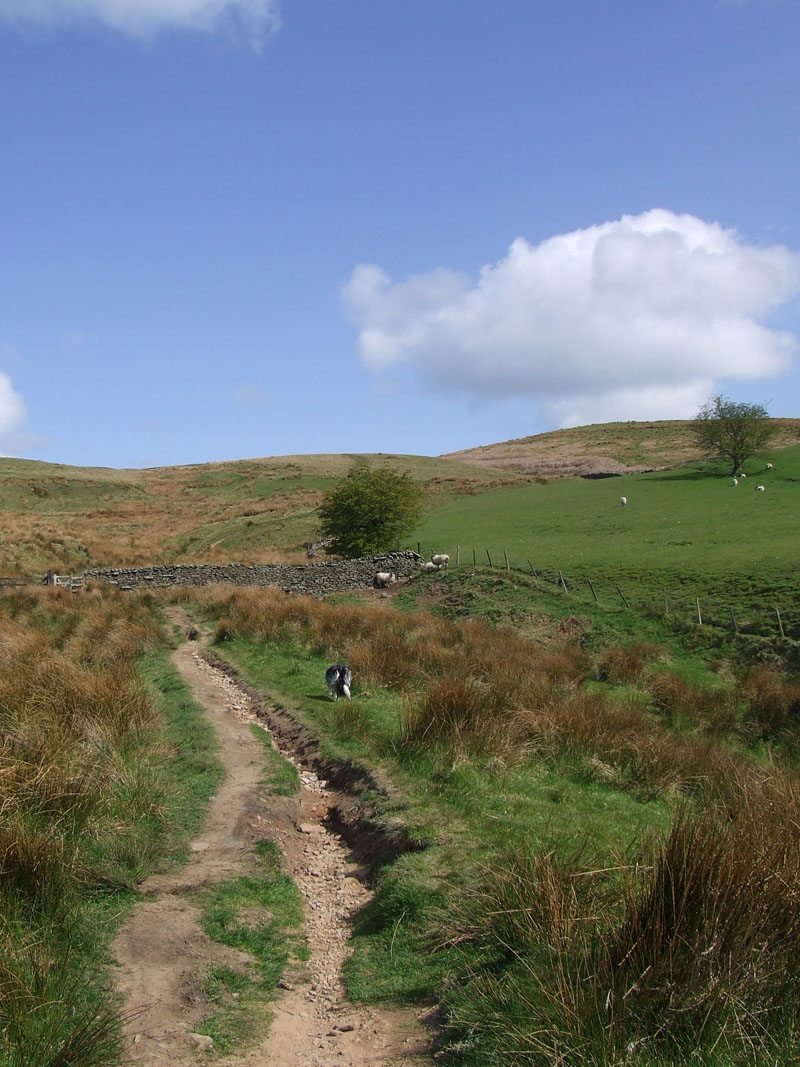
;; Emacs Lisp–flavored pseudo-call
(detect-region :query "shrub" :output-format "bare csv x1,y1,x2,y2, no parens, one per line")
317,466,423,557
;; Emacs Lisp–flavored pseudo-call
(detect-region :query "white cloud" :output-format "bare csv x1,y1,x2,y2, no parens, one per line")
0,0,280,43
342,209,800,427
0,372,26,437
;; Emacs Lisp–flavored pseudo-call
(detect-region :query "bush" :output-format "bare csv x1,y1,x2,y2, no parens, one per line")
317,466,423,557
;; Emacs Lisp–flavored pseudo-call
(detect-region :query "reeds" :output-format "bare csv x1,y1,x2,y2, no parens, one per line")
0,587,166,1064
194,586,800,800
451,775,800,1064
187,586,800,1062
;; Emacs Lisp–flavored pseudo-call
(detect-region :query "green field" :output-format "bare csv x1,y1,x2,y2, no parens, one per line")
411,445,800,636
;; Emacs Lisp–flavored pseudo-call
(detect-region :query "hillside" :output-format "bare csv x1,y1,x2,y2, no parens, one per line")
0,452,518,574
2,419,798,576
442,418,800,477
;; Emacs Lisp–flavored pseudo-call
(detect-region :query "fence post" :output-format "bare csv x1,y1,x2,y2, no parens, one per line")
696,598,703,625
617,586,630,609
587,577,599,602
663,591,669,617
504,550,510,572
527,559,537,577
776,606,786,638
730,606,738,633
486,549,493,568
559,571,568,593
456,545,460,567
472,549,476,567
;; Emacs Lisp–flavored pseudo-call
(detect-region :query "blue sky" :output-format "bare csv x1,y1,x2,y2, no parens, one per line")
1,0,799,469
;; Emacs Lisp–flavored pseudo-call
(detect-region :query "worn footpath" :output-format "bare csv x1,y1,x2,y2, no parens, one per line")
111,608,433,1067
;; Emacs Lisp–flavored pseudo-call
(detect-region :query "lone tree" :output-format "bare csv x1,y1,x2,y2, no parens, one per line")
691,395,775,474
318,466,423,558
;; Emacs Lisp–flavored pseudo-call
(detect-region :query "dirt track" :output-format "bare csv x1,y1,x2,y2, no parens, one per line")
111,609,433,1066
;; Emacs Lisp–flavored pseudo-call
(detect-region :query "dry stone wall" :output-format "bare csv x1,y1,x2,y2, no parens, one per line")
84,550,421,596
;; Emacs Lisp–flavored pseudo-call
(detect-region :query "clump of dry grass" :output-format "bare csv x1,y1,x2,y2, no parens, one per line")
452,770,800,1064
741,664,800,738
0,587,168,1064
193,586,800,804
646,669,739,735
595,641,667,684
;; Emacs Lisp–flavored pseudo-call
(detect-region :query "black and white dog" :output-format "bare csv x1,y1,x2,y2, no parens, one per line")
325,663,352,702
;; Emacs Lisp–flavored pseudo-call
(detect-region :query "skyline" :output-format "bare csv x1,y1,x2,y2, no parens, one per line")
1,0,799,469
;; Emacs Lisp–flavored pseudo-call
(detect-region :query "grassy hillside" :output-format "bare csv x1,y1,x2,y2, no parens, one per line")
0,452,519,574
443,417,800,476
1,421,797,597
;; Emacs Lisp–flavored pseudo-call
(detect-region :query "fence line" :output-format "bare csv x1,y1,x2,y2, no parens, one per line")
415,545,798,641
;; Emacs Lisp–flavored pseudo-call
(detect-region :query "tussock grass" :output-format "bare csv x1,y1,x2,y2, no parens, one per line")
190,585,800,1064
0,587,217,1065
196,586,798,799
451,777,800,1065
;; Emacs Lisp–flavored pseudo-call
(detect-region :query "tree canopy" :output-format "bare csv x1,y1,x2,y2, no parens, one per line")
691,395,775,474
317,466,423,558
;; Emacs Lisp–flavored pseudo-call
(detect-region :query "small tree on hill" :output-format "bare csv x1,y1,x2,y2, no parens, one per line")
318,466,423,558
691,395,775,474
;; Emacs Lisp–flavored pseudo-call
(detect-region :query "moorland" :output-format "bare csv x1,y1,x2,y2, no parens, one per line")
2,418,800,1067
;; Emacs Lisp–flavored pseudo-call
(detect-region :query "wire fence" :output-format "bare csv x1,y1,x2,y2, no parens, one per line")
415,545,799,642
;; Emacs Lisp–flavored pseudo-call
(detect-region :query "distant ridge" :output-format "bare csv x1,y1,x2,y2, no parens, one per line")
441,418,800,479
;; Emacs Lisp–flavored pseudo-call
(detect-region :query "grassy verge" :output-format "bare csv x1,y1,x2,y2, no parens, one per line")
0,589,223,1066
185,584,800,1065
193,840,307,1052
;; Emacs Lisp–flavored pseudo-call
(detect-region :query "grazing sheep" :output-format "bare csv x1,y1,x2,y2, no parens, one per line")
620,496,627,507
766,462,774,470
325,663,352,701
431,553,450,568
732,478,738,486
755,484,766,491
740,473,747,478
422,561,440,572
373,571,397,588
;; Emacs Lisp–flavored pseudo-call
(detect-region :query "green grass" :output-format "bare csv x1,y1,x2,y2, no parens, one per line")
209,632,673,1009
194,841,307,1052
190,582,800,1066
137,646,226,864
0,598,226,1067
249,722,301,795
409,444,800,642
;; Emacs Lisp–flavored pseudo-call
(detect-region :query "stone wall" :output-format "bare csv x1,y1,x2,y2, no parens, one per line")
83,550,422,596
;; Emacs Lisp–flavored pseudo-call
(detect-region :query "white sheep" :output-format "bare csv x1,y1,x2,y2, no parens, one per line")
732,478,738,486
325,664,352,701
620,496,627,507
431,553,450,568
766,462,774,470
422,561,440,572
755,484,766,491
373,571,396,588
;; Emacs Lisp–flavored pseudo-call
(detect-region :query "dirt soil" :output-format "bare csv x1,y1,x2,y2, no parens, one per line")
111,607,433,1067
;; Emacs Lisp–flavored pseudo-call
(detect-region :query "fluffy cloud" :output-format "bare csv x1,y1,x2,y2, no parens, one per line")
0,372,26,437
0,0,280,42
342,210,800,427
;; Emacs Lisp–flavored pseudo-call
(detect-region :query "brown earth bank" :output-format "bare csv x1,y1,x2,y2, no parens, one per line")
441,417,800,478
111,607,434,1067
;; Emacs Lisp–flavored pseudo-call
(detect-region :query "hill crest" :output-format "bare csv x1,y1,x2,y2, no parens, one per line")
441,418,800,478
